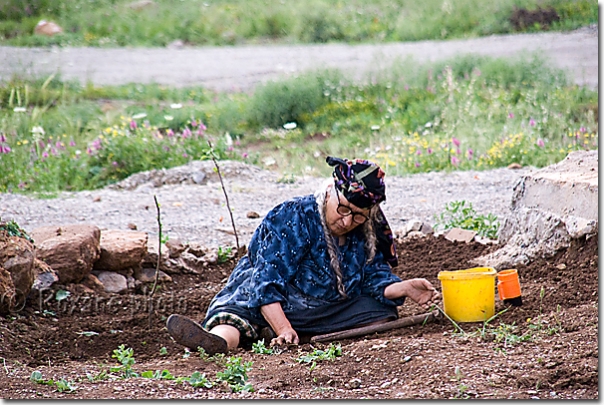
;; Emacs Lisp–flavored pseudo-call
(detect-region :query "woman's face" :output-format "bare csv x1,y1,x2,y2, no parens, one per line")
325,185,370,237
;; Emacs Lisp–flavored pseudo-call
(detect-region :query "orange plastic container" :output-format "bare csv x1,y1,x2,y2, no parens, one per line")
497,269,522,306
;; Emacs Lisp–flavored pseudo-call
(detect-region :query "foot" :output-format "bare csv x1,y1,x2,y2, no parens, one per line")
166,314,228,355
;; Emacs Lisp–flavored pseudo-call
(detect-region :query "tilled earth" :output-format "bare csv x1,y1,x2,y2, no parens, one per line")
0,233,598,399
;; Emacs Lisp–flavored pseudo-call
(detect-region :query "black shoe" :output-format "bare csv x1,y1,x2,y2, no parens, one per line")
166,314,228,355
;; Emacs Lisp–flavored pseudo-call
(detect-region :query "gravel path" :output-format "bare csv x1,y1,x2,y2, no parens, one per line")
0,160,534,249
0,26,598,91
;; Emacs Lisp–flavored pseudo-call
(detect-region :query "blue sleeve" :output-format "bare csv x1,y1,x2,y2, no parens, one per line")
246,199,312,308
361,250,404,307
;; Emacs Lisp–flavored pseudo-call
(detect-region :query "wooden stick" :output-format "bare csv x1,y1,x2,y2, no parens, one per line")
310,310,440,343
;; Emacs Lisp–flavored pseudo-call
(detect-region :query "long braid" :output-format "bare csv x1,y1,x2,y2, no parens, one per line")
363,205,380,263
314,181,348,299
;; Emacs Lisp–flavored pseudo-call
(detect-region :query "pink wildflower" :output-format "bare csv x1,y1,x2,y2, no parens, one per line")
415,162,421,168
191,120,198,127
0,134,6,143
42,151,49,158
580,126,587,133
427,148,433,155
242,152,249,159
182,128,192,138
69,140,76,147
130,120,137,130
536,138,545,147
508,112,514,119
182,153,188,158
529,118,536,127
167,129,175,137
452,137,461,147
467,148,474,160
416,149,422,156
1,145,11,154
451,156,460,167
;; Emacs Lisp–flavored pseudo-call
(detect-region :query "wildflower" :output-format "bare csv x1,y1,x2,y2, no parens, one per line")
130,120,137,131
0,145,11,154
164,115,174,121
132,113,147,120
415,162,420,168
13,107,26,113
167,129,175,137
242,152,249,158
0,134,5,143
508,112,514,119
112,161,118,167
427,148,433,155
451,156,460,167
91,139,102,150
31,126,45,135
467,148,474,160
182,153,188,158
529,118,536,127
170,103,183,109
283,122,297,130
182,128,192,138
42,151,49,158
191,120,197,127
69,140,76,147
536,138,545,148
18,182,26,189
580,126,587,133
416,149,422,156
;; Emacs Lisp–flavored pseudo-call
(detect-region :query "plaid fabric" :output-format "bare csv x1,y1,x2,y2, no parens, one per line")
203,311,258,341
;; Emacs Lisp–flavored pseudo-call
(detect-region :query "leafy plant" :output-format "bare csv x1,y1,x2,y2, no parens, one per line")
187,371,213,389
215,356,254,393
217,246,233,264
141,369,175,380
0,218,33,242
295,343,342,372
434,200,500,239
30,371,77,393
251,339,274,355
159,347,168,356
110,344,138,378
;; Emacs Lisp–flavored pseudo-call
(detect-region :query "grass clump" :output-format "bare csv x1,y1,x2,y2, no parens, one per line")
0,0,596,47
434,200,500,239
0,53,597,194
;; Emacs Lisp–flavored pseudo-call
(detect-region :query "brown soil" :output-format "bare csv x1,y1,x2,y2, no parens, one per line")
0,234,598,399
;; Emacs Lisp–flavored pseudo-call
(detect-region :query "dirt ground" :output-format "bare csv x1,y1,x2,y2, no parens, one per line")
0,232,597,399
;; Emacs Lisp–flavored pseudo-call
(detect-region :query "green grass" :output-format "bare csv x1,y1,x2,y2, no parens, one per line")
0,52,598,194
0,0,597,47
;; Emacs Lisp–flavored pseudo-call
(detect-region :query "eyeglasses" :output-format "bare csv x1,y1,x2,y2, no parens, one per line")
335,189,369,225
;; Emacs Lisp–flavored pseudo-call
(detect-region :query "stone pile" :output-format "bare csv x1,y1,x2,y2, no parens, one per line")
0,224,235,314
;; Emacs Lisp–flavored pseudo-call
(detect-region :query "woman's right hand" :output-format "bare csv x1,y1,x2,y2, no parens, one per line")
270,327,300,347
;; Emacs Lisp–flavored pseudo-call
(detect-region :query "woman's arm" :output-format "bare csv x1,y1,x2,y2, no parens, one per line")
384,278,440,309
260,302,299,346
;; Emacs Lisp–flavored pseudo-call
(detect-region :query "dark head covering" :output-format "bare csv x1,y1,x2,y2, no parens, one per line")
326,156,386,209
325,156,398,268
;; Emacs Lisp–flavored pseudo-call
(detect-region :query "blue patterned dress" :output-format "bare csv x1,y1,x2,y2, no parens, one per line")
203,194,403,338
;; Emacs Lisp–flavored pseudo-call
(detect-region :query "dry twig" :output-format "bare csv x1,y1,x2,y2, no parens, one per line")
207,140,240,251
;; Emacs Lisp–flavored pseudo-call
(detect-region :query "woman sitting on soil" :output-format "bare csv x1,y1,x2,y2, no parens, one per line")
167,156,440,354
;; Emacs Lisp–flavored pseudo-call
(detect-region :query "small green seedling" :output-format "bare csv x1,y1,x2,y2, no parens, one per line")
159,347,168,355
251,339,274,355
216,356,254,393
296,343,342,372
141,369,175,380
30,371,76,393
434,200,499,239
188,371,213,388
110,344,138,378
217,246,233,264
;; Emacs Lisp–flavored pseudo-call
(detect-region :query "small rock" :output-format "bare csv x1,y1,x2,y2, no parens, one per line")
444,228,477,243
185,242,205,257
134,268,172,283
420,222,434,235
507,163,523,169
556,263,567,270
128,0,155,10
127,223,138,230
349,378,362,389
246,211,260,219
165,239,185,258
93,196,101,202
94,271,129,294
34,20,63,36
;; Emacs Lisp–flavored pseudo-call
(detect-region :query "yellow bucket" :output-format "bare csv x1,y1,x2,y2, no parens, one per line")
437,267,496,323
